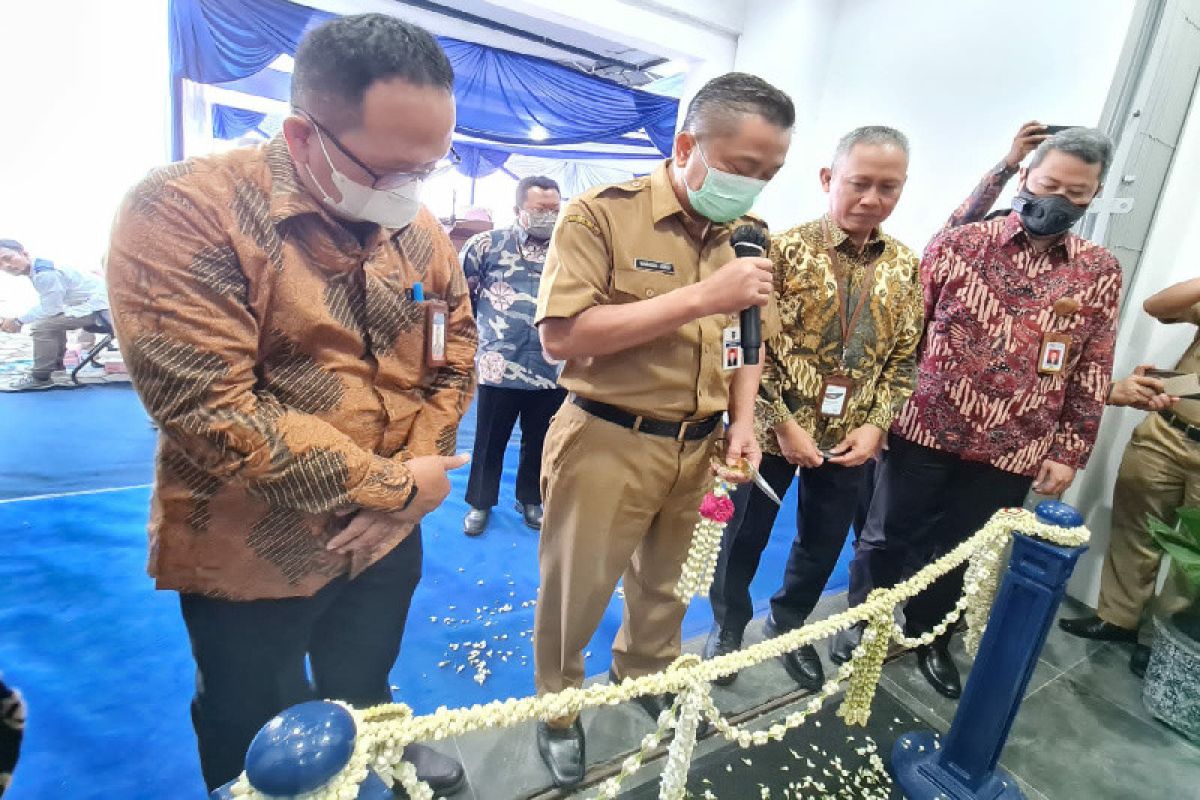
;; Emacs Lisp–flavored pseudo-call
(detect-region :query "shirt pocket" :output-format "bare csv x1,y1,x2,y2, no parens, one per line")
611,262,682,303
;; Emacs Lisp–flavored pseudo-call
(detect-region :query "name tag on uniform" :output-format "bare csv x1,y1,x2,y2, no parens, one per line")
1038,332,1071,375
426,300,448,367
818,375,854,418
723,325,743,371
634,258,674,275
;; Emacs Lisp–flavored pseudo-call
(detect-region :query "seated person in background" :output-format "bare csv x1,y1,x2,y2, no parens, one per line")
461,176,566,535
704,126,923,692
0,238,109,392
1060,276,1200,677
842,126,1122,700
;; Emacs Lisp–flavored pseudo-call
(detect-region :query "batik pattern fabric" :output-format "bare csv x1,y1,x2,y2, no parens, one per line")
107,136,477,600
461,226,560,390
892,211,1121,477
756,217,924,453
943,159,1018,230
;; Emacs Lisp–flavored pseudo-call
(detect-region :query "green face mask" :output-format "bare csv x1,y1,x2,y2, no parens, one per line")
685,146,768,223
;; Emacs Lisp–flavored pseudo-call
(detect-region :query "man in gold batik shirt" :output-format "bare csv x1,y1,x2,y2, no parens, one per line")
705,126,923,693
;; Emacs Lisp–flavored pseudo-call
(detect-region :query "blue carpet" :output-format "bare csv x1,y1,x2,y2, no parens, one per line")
0,385,156,499
0,386,848,799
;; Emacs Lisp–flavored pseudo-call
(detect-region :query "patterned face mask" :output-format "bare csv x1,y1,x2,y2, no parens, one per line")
520,209,559,240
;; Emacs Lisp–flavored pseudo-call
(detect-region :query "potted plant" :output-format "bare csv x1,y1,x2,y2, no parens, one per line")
1142,506,1200,743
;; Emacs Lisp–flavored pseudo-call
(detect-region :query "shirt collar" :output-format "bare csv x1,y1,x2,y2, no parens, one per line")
1000,210,1078,258
31,258,56,274
823,214,883,252
650,160,687,224
266,134,332,224
511,222,530,246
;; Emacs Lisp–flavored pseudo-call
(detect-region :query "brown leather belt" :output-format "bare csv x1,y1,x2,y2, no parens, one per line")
571,395,721,441
1160,410,1200,444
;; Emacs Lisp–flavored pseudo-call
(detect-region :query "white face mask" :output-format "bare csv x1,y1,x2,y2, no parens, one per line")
307,131,423,229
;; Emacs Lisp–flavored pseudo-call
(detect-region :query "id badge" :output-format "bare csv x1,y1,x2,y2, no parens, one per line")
1038,332,1071,375
722,324,743,371
426,299,448,367
818,375,854,418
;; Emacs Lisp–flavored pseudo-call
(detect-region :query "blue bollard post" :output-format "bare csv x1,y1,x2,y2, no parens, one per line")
891,500,1087,800
209,700,393,799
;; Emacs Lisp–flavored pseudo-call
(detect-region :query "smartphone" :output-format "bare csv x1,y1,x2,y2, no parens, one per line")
1145,369,1183,379
1161,373,1200,399
1043,125,1078,135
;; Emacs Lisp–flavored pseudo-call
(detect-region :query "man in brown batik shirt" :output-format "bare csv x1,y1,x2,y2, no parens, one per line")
107,16,474,794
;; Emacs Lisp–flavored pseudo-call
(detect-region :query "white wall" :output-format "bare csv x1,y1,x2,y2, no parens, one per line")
1065,87,1200,602
737,0,1134,246
0,0,169,315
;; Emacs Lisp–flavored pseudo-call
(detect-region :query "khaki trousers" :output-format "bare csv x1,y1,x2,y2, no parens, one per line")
31,312,102,378
533,400,718,727
1097,413,1200,633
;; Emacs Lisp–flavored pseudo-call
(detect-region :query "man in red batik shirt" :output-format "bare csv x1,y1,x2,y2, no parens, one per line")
846,127,1122,699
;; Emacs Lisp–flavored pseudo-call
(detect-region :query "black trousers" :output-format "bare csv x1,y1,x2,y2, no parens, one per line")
710,452,868,635
465,385,566,509
180,528,423,791
847,434,1033,634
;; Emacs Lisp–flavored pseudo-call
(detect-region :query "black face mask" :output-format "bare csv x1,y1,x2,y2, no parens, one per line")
1012,185,1089,237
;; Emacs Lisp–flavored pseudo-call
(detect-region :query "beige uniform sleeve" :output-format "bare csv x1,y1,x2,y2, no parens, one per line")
535,199,612,323
1183,301,1200,326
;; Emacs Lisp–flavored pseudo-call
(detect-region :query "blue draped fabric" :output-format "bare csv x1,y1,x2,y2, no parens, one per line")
169,0,679,160
212,104,267,139
169,0,330,84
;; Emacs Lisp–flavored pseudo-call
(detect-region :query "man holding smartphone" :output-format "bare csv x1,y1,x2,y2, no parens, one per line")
1060,277,1200,676
841,126,1121,699
704,126,923,690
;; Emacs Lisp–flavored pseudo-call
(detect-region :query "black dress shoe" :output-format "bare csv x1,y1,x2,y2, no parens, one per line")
1058,615,1137,643
515,501,543,530
764,614,825,691
702,624,743,686
536,719,585,788
916,641,961,699
830,622,865,665
463,507,490,537
401,743,466,796
779,644,825,692
1130,644,1151,678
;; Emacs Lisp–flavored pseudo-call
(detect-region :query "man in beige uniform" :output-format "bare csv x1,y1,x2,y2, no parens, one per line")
532,73,794,787
1061,275,1200,676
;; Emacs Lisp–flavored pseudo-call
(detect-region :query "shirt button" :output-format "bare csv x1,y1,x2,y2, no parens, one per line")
645,288,656,298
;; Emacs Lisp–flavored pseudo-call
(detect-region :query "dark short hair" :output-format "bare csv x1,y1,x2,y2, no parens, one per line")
291,14,454,131
515,176,561,208
0,239,24,252
681,72,795,138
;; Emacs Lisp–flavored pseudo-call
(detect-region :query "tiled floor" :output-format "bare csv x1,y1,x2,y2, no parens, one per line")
440,594,1200,799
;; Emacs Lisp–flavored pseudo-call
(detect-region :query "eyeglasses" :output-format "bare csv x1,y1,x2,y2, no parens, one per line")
299,111,461,190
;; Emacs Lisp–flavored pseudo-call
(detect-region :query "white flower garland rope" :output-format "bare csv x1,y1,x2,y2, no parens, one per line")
228,505,1087,800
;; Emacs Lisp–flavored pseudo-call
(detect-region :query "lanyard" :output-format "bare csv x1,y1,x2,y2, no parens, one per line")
822,219,880,370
